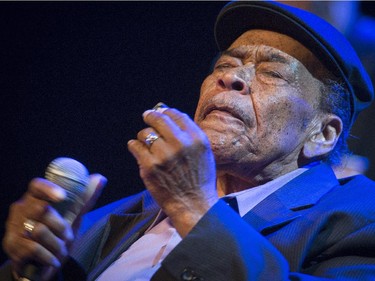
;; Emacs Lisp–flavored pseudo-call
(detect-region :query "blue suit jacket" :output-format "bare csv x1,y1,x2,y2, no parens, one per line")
1,163,375,280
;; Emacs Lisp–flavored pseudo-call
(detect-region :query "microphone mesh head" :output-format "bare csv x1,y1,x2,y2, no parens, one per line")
45,157,89,197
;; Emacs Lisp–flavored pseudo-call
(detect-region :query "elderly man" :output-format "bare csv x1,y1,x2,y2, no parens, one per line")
2,1,375,280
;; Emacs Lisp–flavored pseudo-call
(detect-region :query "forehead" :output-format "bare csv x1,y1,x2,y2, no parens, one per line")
228,30,332,81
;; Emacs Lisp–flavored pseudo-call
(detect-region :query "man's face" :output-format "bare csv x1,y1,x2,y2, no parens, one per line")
194,30,323,179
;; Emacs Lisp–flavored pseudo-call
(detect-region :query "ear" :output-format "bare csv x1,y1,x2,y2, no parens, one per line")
302,114,343,160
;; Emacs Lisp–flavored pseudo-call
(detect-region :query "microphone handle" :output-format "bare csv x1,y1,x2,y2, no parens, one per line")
20,158,89,281
19,263,41,281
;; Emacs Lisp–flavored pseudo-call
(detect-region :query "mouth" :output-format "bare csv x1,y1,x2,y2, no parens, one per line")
203,104,244,122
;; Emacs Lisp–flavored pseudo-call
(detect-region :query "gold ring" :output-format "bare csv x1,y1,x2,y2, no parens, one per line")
145,132,159,146
23,219,36,236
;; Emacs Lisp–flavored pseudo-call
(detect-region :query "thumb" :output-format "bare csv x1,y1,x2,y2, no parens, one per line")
81,173,107,214
70,174,107,230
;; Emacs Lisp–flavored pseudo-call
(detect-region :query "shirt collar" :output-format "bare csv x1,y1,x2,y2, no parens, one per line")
223,167,309,217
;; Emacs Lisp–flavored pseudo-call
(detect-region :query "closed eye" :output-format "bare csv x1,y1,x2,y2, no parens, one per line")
215,63,235,70
265,71,283,79
257,69,290,85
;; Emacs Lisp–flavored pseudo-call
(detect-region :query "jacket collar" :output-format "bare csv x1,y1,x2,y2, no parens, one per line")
243,163,339,234
71,190,161,280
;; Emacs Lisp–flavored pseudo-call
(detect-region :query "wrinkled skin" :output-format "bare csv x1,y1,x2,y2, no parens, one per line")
128,30,341,237
3,30,341,280
2,175,106,280
195,30,330,194
127,108,218,237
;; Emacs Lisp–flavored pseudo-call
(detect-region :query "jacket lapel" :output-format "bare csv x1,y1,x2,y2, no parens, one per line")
73,164,339,279
243,163,339,235
71,190,161,280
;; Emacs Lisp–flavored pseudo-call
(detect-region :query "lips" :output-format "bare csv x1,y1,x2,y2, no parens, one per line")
203,104,244,122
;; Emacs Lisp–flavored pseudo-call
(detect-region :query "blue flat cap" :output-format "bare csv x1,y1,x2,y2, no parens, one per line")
214,1,374,125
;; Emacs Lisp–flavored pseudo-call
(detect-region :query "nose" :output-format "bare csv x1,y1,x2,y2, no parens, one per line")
217,72,250,95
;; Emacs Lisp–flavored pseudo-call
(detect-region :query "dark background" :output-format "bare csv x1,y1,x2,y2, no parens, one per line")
1,2,374,264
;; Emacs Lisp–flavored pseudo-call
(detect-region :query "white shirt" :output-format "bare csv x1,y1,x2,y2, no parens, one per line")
96,167,307,280
96,214,182,281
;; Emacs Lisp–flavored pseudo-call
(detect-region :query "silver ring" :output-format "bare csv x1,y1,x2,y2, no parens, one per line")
145,132,159,147
23,219,36,236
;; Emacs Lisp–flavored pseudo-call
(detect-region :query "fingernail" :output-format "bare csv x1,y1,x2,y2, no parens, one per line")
51,257,61,268
143,102,170,118
65,228,74,242
52,188,66,202
99,176,108,189
142,109,154,118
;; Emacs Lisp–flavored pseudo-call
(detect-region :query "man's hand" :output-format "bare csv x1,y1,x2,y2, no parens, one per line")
2,174,106,280
127,107,219,237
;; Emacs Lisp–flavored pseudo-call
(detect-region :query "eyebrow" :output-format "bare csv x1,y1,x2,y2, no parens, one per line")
261,53,289,64
221,48,290,64
221,49,247,59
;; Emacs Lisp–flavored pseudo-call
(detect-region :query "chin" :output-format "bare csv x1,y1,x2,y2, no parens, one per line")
207,134,228,148
210,141,238,161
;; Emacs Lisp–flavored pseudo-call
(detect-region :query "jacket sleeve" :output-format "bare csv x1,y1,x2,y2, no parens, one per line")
152,200,291,281
152,200,374,281
0,258,86,281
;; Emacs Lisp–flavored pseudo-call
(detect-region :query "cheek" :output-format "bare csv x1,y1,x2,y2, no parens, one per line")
200,76,216,96
255,95,313,141
194,77,216,121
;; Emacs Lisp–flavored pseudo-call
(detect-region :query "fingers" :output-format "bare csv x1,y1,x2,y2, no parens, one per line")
22,220,68,264
27,178,66,203
5,234,62,269
3,210,67,272
21,179,72,240
127,104,218,238
2,178,74,276
136,128,162,152
128,104,205,161
138,106,199,144
142,107,199,139
79,174,107,217
161,108,199,134
3,168,107,280
127,138,152,165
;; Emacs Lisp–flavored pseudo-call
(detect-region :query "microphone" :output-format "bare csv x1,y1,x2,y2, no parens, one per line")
20,157,90,281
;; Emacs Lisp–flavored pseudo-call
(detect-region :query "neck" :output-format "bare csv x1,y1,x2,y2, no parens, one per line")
216,161,300,197
216,173,261,197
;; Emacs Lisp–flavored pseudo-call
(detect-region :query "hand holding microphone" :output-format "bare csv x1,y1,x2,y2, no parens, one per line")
2,158,106,281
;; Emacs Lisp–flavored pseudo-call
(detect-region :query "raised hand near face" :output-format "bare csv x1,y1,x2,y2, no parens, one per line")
127,104,219,238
